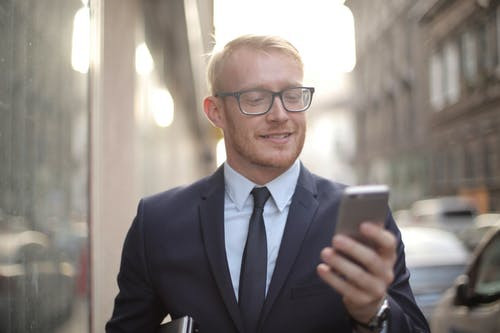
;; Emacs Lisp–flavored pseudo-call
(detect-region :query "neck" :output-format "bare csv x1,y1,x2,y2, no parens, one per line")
225,159,296,185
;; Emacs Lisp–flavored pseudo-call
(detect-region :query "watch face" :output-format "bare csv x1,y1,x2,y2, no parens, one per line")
368,299,390,330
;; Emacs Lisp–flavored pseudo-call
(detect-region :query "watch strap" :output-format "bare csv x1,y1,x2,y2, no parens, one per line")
350,298,390,332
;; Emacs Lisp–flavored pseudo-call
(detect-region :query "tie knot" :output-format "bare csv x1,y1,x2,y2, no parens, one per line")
251,187,270,209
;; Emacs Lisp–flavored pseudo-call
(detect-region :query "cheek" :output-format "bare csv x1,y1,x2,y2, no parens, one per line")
295,113,307,125
224,114,253,140
292,115,307,133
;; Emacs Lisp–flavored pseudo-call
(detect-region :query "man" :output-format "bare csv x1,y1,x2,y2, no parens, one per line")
106,35,429,333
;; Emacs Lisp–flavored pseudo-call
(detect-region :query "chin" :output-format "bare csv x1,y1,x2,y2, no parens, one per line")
253,152,298,170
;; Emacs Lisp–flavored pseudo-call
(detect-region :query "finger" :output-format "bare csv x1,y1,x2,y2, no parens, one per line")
317,263,375,305
360,223,397,281
320,245,365,279
331,234,394,285
360,222,397,258
320,247,386,298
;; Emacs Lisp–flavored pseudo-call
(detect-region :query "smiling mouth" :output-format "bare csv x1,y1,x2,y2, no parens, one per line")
260,133,292,139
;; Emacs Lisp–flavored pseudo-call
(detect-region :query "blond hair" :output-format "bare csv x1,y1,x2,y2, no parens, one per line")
206,35,304,95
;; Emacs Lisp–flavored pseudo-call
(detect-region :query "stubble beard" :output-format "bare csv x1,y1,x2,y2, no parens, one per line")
229,127,305,171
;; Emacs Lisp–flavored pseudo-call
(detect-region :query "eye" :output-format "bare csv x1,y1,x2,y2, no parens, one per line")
283,90,302,104
241,91,269,106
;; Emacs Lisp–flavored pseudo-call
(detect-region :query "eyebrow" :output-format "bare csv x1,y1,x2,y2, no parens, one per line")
236,83,304,92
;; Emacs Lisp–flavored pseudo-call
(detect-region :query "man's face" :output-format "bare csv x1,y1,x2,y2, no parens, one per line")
216,47,307,182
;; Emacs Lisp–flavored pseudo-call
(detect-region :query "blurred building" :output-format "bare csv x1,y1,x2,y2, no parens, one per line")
346,0,500,212
1,1,91,331
1,0,215,332
91,0,216,331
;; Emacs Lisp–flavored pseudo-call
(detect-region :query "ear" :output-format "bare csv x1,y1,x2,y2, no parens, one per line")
203,96,225,128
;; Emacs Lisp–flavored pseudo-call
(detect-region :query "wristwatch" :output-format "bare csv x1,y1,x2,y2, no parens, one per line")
351,298,390,332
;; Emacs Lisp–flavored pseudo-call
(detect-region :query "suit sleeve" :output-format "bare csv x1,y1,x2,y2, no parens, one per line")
385,213,430,333
106,200,165,332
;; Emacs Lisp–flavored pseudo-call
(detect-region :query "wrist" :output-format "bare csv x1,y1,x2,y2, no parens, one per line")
350,298,390,333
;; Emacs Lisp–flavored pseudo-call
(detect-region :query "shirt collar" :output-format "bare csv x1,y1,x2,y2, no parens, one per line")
224,160,300,212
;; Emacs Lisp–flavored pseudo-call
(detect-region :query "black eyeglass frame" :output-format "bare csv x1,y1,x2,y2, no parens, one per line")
215,86,315,116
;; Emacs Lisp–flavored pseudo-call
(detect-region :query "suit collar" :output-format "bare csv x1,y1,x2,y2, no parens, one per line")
199,164,319,333
199,166,245,332
223,160,301,212
259,165,319,328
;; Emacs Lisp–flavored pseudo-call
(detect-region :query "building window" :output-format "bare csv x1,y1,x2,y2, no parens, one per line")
452,146,464,183
464,144,479,182
493,134,500,180
484,137,495,181
496,6,500,74
461,29,478,85
434,149,446,185
444,40,460,104
488,12,498,71
430,51,445,110
478,20,494,75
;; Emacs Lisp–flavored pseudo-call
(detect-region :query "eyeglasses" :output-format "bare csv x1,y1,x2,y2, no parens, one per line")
215,86,315,115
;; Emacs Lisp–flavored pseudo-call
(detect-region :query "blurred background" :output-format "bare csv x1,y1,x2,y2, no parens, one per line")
1,0,499,332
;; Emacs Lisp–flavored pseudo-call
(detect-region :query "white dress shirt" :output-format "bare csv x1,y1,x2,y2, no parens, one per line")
223,161,387,332
223,160,300,299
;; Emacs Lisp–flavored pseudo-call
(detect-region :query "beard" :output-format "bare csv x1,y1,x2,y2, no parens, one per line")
225,122,306,171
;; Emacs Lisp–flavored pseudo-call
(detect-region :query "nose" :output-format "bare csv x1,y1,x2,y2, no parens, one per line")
266,95,288,121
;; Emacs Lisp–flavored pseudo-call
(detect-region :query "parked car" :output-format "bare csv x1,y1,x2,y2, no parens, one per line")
400,226,469,321
0,214,76,332
431,226,500,333
459,213,500,251
410,196,477,234
393,209,414,226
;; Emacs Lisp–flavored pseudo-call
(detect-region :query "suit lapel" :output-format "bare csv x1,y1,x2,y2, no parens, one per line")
199,166,244,333
260,165,319,326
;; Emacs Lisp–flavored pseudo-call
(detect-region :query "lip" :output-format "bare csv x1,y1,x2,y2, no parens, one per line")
259,132,292,143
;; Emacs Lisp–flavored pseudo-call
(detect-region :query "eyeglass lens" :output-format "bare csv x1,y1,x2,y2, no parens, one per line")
239,88,312,114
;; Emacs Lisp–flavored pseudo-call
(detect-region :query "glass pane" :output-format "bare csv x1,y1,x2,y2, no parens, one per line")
429,51,445,110
0,1,90,332
475,236,500,296
462,30,478,84
444,41,460,104
409,265,466,293
497,6,500,67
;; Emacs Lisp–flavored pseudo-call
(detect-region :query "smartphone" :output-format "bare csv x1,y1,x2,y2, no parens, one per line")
335,185,389,247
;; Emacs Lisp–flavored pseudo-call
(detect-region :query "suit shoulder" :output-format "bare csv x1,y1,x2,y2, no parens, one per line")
316,174,346,190
309,171,347,194
140,174,212,210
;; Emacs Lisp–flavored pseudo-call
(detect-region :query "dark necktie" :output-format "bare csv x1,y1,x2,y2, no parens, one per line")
239,186,271,333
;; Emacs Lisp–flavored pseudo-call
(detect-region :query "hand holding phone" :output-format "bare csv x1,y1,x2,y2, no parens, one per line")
318,184,396,328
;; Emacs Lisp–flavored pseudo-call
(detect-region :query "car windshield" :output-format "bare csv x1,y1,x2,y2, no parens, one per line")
475,236,500,297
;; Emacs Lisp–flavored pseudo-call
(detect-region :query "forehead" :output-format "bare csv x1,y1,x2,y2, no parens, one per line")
221,47,303,90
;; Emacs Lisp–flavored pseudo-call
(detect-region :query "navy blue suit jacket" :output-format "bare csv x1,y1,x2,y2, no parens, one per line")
106,165,429,332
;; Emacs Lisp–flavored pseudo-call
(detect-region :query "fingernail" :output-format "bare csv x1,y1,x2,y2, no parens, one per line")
333,234,348,245
321,247,332,260
361,222,378,232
